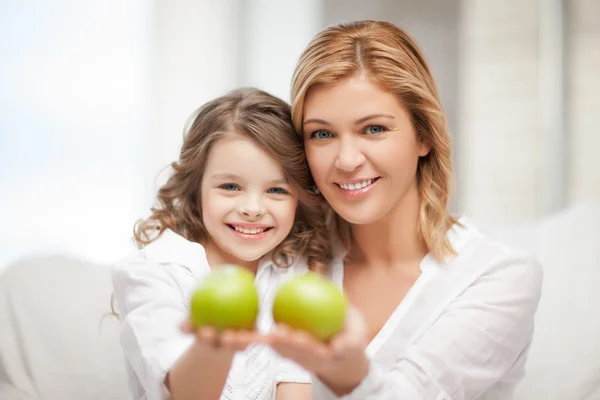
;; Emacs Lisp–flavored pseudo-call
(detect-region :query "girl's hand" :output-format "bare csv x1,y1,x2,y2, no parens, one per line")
263,306,371,395
180,319,261,356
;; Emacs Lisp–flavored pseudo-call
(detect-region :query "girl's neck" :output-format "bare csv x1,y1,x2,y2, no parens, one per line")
203,240,260,274
347,181,428,269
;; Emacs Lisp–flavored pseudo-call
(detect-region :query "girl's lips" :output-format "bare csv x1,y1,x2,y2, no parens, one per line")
228,223,271,229
227,224,273,240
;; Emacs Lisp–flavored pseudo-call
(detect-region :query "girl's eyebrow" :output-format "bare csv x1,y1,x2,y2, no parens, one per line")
269,178,289,185
211,173,243,181
212,174,288,186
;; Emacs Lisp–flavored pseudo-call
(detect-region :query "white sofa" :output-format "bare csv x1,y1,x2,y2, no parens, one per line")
0,203,598,399
0,256,128,399
489,203,600,399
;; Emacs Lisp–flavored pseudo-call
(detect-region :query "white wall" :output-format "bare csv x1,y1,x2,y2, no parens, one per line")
568,0,600,203
151,0,241,189
0,0,154,272
458,0,543,227
458,0,600,228
237,0,323,102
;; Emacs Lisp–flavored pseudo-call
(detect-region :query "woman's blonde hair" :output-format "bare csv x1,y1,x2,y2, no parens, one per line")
136,88,331,271
291,20,458,261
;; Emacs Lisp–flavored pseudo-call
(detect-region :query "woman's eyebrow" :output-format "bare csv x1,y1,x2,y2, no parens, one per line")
303,113,395,127
303,118,330,127
353,114,395,125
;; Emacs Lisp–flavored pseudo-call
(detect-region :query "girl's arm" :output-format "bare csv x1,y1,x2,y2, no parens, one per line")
166,336,234,400
274,353,313,400
276,383,312,400
112,257,236,400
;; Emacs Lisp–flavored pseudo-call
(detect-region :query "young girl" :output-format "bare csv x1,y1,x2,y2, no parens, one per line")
111,88,330,400
260,21,543,400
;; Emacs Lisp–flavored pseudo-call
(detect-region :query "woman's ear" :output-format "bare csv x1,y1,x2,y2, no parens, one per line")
418,140,431,157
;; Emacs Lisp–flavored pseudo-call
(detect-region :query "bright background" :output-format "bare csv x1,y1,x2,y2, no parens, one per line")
1,0,598,273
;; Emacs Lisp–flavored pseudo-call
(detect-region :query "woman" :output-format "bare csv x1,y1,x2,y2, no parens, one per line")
263,20,543,399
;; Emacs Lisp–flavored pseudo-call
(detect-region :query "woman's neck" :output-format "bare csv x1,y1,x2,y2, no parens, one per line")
347,182,428,269
203,240,259,274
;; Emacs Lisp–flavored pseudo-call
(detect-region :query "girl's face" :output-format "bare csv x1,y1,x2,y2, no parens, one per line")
302,75,430,225
200,135,298,267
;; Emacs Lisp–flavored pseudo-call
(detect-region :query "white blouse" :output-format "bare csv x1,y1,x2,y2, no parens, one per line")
314,218,543,400
111,229,311,400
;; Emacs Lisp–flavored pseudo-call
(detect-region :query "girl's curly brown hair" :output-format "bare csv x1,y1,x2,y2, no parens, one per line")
135,88,332,272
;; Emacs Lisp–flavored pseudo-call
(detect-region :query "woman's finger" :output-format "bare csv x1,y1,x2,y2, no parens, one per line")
270,324,332,361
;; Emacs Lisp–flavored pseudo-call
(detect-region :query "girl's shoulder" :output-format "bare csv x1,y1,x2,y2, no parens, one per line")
112,229,209,283
266,253,310,278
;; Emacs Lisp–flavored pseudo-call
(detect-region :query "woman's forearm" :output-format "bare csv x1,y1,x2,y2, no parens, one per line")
166,341,235,400
315,352,370,396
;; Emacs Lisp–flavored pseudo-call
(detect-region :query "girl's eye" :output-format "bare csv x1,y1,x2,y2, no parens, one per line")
268,187,289,195
310,130,333,140
219,183,240,191
364,125,386,135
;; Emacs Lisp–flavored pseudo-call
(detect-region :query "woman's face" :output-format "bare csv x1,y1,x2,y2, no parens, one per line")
302,75,430,225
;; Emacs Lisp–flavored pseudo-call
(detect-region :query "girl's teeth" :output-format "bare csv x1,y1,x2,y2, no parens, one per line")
340,179,373,190
234,226,265,234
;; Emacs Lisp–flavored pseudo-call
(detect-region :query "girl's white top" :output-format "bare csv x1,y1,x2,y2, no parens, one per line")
112,229,310,400
314,218,543,400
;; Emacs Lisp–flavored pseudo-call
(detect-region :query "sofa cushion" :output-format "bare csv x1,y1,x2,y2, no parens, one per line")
488,203,600,399
0,256,129,400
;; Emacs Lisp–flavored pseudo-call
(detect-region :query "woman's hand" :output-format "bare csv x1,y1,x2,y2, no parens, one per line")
263,306,371,395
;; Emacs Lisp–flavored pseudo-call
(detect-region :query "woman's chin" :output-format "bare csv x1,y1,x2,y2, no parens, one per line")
335,207,385,226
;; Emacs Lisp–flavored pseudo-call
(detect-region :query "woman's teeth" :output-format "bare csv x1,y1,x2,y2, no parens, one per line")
233,226,266,235
339,179,373,191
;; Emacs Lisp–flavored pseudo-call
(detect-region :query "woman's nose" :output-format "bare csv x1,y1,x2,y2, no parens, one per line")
335,138,366,172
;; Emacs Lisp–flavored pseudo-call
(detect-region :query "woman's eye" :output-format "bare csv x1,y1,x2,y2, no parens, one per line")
268,187,289,195
364,125,386,135
219,183,240,191
310,130,333,140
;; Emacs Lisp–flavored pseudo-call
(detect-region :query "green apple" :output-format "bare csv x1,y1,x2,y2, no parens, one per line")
190,265,259,331
272,272,347,341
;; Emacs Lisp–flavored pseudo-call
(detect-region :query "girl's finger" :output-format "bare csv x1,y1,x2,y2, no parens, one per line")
197,326,219,346
228,330,251,350
179,319,195,334
219,329,261,351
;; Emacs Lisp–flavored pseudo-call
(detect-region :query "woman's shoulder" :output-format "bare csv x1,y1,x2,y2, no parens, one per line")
446,217,543,296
